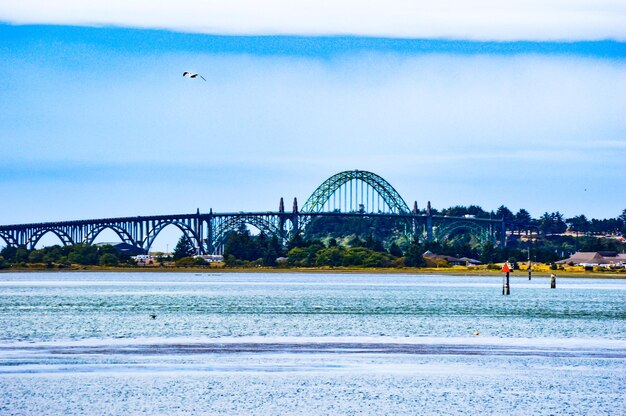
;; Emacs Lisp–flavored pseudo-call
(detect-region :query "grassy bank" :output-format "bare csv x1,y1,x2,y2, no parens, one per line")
2,263,625,278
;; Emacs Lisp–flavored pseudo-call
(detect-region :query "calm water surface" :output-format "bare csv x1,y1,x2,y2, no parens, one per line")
1,272,624,415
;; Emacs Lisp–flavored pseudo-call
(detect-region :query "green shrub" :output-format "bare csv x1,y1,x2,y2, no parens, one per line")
99,253,119,266
175,256,207,267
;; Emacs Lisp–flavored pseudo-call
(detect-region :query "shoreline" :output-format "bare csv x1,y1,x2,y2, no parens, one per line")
2,266,625,279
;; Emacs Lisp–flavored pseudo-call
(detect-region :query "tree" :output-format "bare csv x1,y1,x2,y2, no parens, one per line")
479,242,496,264
552,212,567,234
224,230,265,262
365,234,385,252
540,212,567,234
67,245,99,265
15,248,29,263
173,236,195,260
262,235,283,266
99,253,119,266
404,241,426,267
348,236,365,247
496,206,515,223
514,209,532,225
287,232,306,250
315,247,344,267
566,215,589,233
388,242,403,257
28,250,44,263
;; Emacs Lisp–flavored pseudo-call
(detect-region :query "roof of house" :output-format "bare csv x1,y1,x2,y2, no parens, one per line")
459,257,482,264
423,252,464,263
557,251,626,265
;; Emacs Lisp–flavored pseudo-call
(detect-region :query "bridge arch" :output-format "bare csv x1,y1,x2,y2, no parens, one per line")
27,228,73,250
0,232,16,248
433,220,495,245
212,216,282,255
143,221,198,253
301,170,410,214
83,225,136,246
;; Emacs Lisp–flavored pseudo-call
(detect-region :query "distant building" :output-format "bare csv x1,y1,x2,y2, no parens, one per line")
423,251,465,266
94,242,145,256
422,251,482,266
459,257,482,266
194,255,224,263
133,254,156,265
557,251,626,268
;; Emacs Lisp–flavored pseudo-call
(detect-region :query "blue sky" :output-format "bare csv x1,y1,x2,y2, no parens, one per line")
1,2,625,249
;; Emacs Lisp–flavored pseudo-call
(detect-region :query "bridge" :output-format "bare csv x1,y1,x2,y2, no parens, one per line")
0,170,506,254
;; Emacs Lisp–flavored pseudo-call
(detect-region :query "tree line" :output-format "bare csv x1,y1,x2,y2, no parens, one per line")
0,244,133,269
1,206,623,270
432,205,626,236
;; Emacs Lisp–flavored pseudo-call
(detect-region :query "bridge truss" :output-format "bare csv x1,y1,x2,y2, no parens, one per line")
0,171,506,254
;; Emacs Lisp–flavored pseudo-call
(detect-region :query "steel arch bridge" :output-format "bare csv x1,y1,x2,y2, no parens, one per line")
0,170,507,254
301,170,410,214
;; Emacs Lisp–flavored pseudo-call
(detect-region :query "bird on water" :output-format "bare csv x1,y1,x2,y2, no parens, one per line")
183,71,206,81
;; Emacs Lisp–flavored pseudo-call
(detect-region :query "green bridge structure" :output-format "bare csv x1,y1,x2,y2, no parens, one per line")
0,170,507,254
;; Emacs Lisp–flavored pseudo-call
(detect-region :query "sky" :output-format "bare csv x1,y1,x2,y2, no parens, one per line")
0,2,625,249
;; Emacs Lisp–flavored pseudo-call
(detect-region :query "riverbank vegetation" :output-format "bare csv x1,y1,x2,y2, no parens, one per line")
1,207,624,272
0,244,133,269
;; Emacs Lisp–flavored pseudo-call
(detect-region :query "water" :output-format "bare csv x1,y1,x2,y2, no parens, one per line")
1,272,624,415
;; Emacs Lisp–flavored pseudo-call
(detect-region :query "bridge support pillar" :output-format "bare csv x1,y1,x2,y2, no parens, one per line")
426,201,433,243
207,209,214,254
195,208,204,255
292,198,299,239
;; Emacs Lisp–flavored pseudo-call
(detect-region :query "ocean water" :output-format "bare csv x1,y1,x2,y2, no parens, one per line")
0,272,624,415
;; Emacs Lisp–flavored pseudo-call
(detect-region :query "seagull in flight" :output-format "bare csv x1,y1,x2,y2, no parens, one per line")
183,71,206,81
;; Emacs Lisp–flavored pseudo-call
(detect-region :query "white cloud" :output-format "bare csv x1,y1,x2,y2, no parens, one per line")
2,0,626,41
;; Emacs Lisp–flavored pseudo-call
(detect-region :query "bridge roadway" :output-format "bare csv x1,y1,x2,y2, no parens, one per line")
1,169,512,254
0,210,505,255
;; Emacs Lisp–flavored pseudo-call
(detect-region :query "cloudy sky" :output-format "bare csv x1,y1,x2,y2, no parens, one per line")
1,1,625,248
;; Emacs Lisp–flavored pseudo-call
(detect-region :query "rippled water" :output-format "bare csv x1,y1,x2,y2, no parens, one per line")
1,272,624,415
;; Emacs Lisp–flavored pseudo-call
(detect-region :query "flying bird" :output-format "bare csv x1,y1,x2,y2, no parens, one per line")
183,71,206,81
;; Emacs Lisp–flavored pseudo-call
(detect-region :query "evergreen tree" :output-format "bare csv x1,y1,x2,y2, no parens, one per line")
287,232,306,250
365,233,385,252
496,206,515,223
173,236,195,260
479,242,496,264
566,215,590,233
388,242,403,257
404,241,426,267
262,235,283,266
514,209,532,225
